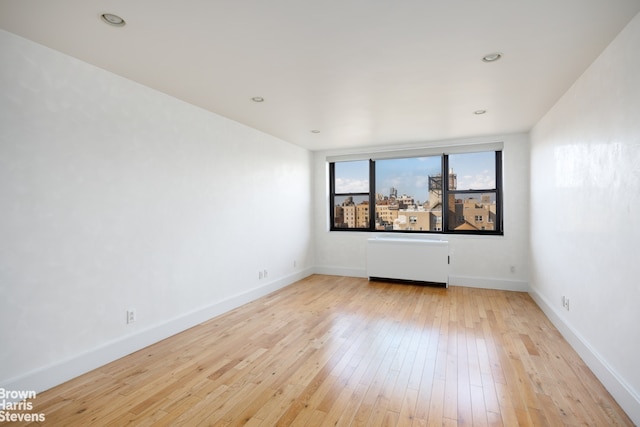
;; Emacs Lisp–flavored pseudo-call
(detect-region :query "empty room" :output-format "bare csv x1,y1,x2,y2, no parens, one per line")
1,1,639,425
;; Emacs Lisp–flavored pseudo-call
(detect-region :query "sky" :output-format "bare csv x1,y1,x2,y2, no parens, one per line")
334,152,496,203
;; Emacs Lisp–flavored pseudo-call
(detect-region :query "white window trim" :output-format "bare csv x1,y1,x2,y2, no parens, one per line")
327,141,504,163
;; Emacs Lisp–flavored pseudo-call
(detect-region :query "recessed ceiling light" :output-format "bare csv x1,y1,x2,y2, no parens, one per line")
101,13,126,27
482,53,502,63
310,130,321,134
474,110,487,115
251,97,265,102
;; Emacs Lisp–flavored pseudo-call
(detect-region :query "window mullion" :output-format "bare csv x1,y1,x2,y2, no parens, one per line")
496,150,503,232
442,154,449,233
329,162,336,230
369,159,375,231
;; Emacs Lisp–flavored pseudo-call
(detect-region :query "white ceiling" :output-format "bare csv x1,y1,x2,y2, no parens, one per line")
1,1,639,151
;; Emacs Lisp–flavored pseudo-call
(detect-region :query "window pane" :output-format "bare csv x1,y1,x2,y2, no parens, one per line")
374,156,442,231
448,152,496,190
447,192,497,231
333,195,370,228
334,160,369,193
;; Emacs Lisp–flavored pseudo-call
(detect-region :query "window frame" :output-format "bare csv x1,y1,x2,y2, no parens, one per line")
329,160,375,231
329,150,503,235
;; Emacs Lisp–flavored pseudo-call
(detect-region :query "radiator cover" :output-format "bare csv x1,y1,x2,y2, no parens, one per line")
366,237,449,286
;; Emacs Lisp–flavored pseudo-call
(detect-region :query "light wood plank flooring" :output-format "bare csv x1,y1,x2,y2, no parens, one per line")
11,275,633,426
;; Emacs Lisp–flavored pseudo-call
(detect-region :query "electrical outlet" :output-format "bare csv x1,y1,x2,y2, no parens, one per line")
565,298,570,311
258,271,263,280
293,260,297,268
126,309,136,324
510,265,516,273
263,269,268,278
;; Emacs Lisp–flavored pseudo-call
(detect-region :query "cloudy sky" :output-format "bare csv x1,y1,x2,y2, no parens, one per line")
335,152,496,203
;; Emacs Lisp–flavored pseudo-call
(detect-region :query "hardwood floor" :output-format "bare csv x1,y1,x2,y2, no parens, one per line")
12,275,633,426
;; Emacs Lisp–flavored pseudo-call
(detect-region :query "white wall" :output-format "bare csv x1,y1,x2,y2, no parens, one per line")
529,12,640,424
313,133,530,291
0,29,314,392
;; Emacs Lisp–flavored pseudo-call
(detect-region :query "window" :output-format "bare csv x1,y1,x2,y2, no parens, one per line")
445,152,501,233
329,151,502,235
329,160,372,229
374,156,441,231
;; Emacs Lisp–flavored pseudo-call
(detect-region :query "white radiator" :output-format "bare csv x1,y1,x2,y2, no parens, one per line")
366,237,449,286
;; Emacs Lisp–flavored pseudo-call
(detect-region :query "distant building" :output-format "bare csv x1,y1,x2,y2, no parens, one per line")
449,195,496,231
374,203,398,230
334,196,370,228
338,168,494,231
397,195,415,209
356,202,370,228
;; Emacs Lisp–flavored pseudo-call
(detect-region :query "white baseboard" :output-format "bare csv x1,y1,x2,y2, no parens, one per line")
1,268,314,398
449,275,529,292
313,266,367,278
311,268,528,292
529,286,640,426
